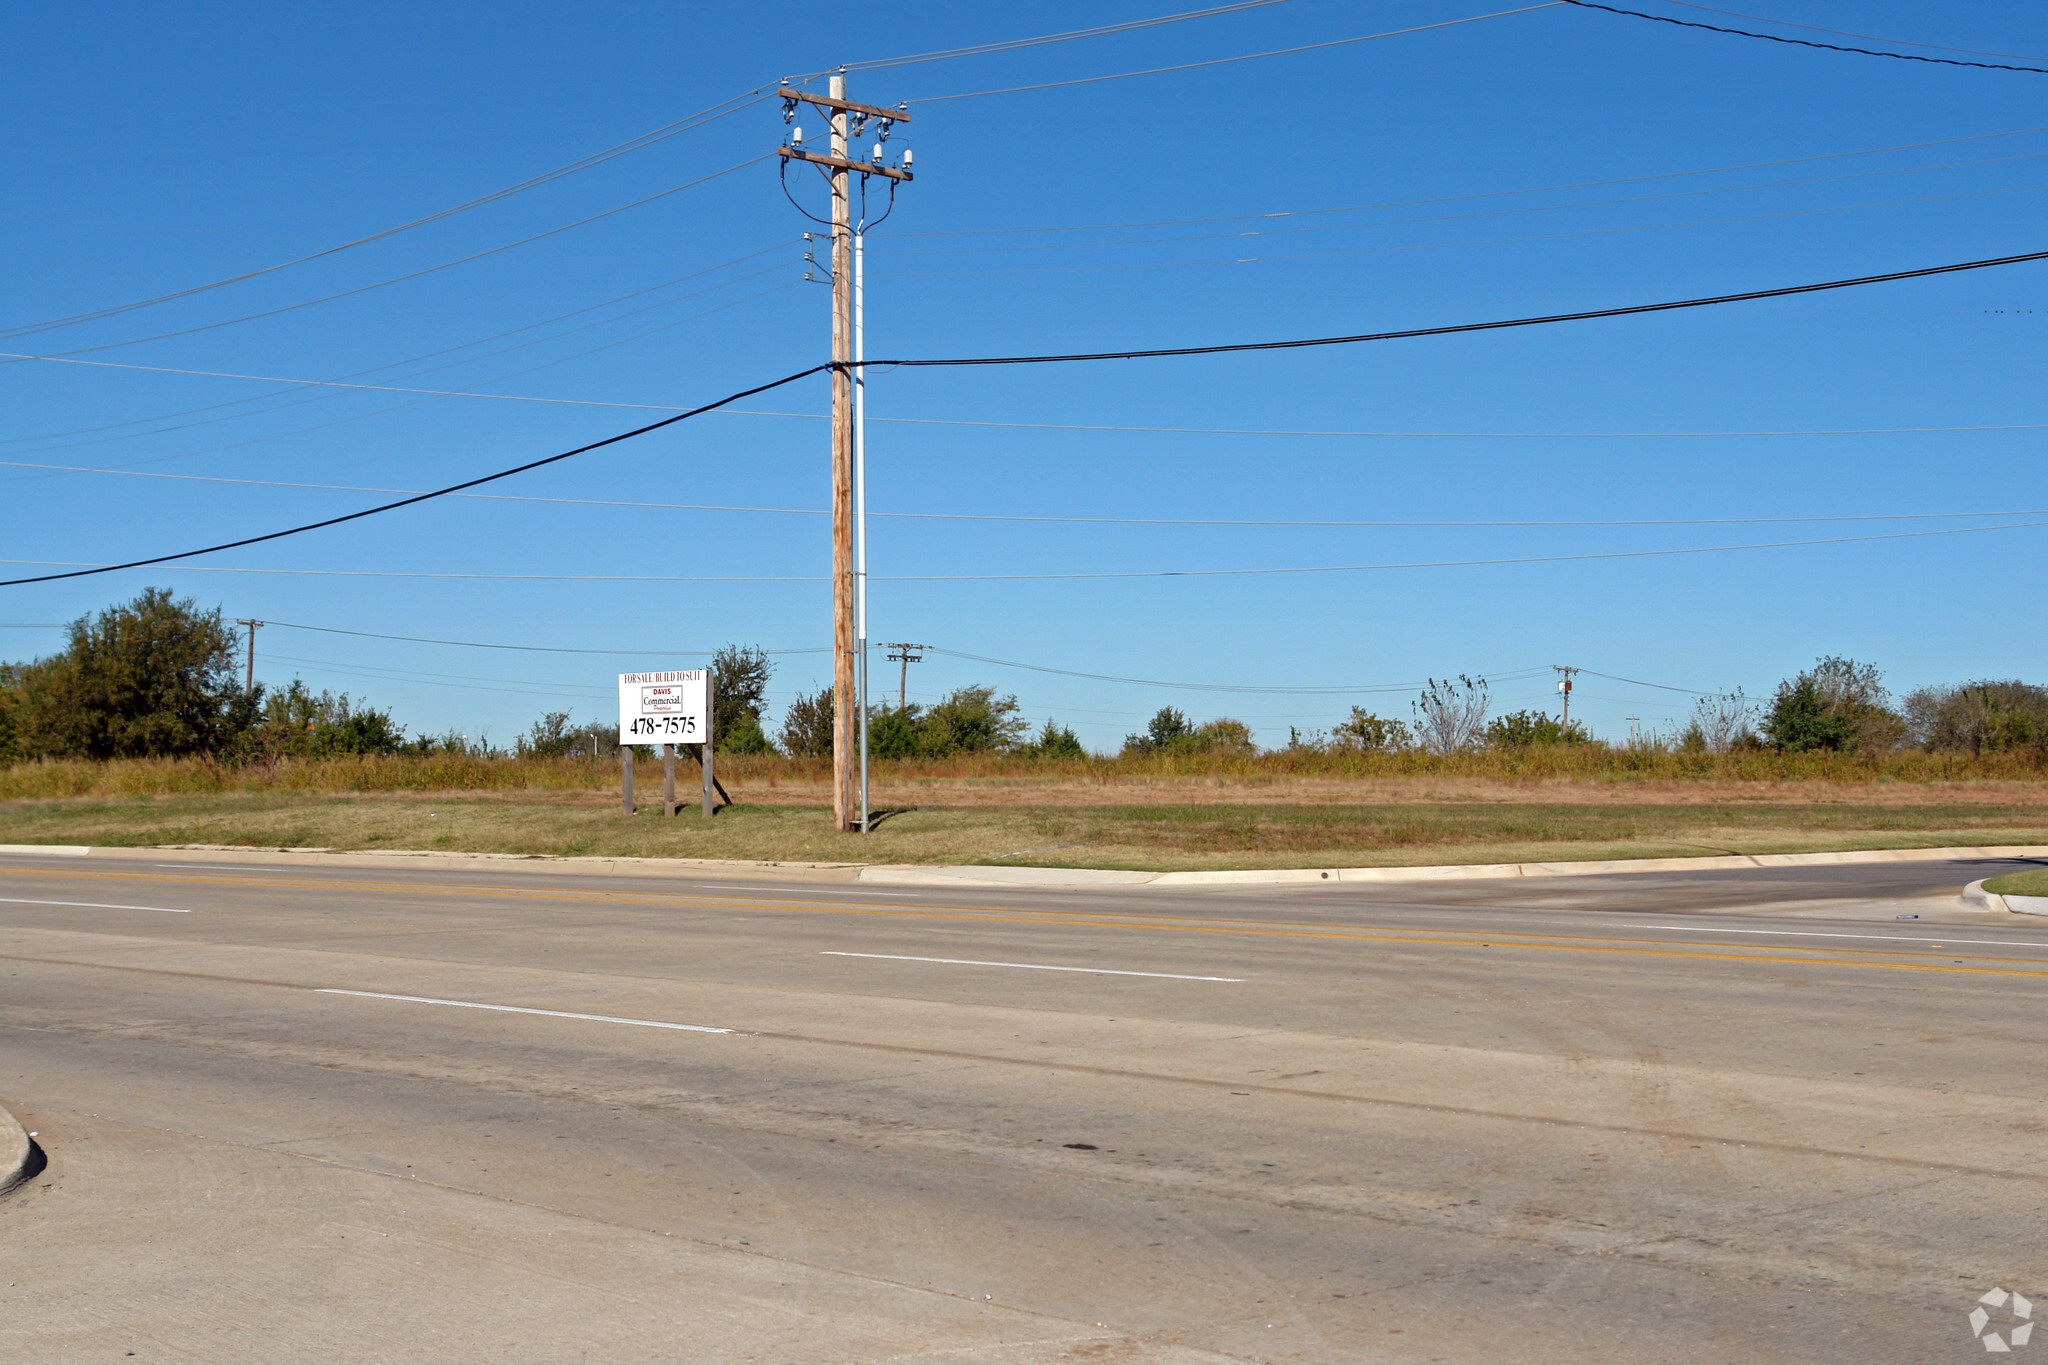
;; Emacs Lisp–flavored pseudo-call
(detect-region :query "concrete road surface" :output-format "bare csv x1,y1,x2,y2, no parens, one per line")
2,849,2045,1363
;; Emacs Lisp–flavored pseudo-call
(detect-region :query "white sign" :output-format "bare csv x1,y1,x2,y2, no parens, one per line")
618,669,708,747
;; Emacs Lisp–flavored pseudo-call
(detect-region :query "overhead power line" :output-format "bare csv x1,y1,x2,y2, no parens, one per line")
1561,0,2048,74
0,92,774,343
827,0,1294,73
926,646,1552,694
9,458,2047,529
17,157,772,363
874,246,2048,368
1658,1,2046,61
7,245,2046,590
264,620,827,656
913,4,1562,101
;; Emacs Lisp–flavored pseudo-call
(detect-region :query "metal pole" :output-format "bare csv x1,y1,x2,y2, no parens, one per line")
855,228,870,834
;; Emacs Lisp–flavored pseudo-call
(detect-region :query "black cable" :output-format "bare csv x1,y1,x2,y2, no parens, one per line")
1561,0,2048,75
11,246,2047,590
872,247,2048,368
264,620,828,656
0,365,828,588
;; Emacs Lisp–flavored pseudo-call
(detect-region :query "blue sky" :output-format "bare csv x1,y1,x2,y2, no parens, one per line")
3,1,2043,751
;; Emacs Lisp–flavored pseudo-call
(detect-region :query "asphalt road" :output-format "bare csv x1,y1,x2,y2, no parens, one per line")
3,850,2046,1363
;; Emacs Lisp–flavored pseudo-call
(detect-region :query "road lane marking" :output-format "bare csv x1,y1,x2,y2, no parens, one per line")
0,896,189,913
822,952,1243,981
1623,925,2048,949
11,864,2048,979
314,989,732,1033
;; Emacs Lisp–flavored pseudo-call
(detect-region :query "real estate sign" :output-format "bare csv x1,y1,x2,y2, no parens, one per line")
618,669,708,747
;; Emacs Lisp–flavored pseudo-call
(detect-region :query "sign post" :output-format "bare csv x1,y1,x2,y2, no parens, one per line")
619,669,710,818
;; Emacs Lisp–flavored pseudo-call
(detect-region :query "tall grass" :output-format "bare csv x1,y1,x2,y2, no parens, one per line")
3,744,2045,801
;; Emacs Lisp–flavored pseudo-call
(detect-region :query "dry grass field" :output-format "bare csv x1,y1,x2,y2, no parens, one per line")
3,752,2046,870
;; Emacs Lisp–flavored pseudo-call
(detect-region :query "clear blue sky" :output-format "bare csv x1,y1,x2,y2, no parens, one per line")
3,1,2043,750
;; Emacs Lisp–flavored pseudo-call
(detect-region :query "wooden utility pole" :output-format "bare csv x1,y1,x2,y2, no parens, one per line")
1553,665,1580,729
777,75,912,831
235,619,262,695
885,642,927,710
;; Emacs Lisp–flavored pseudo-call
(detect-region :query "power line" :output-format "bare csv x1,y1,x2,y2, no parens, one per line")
0,241,801,448
0,92,774,343
8,515,2041,584
263,620,827,656
880,124,2048,238
1576,668,1713,695
1561,0,2048,75
0,363,829,588
829,0,1294,73
871,151,2048,258
875,246,2048,367
1657,1,2046,61
926,646,1551,694
16,157,772,363
9,459,2047,529
912,4,1562,101
9,245,2046,590
721,412,2048,440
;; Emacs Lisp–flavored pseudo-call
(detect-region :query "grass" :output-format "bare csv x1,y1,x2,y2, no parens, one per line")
1985,869,2048,897
2,785,2046,871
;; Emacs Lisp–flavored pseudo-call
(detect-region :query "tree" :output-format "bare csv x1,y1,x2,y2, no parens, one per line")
6,588,245,759
239,680,408,758
779,686,835,757
1484,710,1589,749
1332,707,1412,753
1763,657,1902,753
1123,706,1194,755
711,644,775,753
518,710,578,759
866,704,924,759
1023,718,1086,759
1411,676,1489,755
919,685,1026,755
1679,690,1756,754
1903,680,2048,754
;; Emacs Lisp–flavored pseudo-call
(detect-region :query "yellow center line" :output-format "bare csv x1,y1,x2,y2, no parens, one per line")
3,863,2044,980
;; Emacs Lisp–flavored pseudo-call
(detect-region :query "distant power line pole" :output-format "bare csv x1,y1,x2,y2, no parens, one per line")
1553,664,1579,729
1627,715,1641,745
885,642,928,710
778,72,912,833
236,619,262,695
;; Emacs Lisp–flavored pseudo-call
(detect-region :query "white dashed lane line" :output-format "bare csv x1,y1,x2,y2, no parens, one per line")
315,988,733,1033
0,896,191,914
822,951,1244,982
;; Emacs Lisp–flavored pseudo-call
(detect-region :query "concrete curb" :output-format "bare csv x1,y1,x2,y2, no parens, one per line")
0,840,2042,891
859,845,2048,890
1968,878,2048,916
0,1103,33,1197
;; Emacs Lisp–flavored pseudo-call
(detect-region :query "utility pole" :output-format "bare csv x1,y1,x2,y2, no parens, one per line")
1553,665,1579,730
1627,715,1641,745
885,643,928,711
236,619,262,696
777,74,911,832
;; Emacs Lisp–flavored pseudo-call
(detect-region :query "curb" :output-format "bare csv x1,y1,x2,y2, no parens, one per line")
1,840,2043,891
859,845,2048,890
0,1104,33,1197
1968,879,2048,916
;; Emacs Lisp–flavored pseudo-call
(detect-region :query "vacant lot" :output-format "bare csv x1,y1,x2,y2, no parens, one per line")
4,779,2046,870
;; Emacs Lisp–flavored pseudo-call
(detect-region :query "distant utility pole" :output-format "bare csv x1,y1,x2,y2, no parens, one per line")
1627,715,1641,745
1553,665,1579,729
885,642,928,710
777,72,912,833
236,619,262,696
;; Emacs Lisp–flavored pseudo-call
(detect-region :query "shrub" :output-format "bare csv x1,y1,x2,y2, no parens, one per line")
517,710,578,760
1124,706,1196,754
866,705,924,759
1023,718,1087,759
1332,707,1412,753
1484,710,1589,749
919,685,1026,756
1679,691,1756,754
1763,657,1903,753
711,644,773,747
1412,676,1489,755
780,686,835,757
1903,680,2048,754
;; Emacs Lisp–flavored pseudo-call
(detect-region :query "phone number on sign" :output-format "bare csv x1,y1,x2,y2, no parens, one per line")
629,716,700,737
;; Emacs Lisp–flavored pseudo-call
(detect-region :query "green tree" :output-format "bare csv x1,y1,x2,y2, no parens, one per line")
1764,657,1902,753
518,710,578,759
1023,718,1086,759
6,588,245,758
866,704,925,759
780,686,835,757
239,679,407,758
1484,710,1590,748
1123,706,1195,754
711,644,775,752
1903,681,2048,754
1332,706,1413,753
919,685,1026,755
